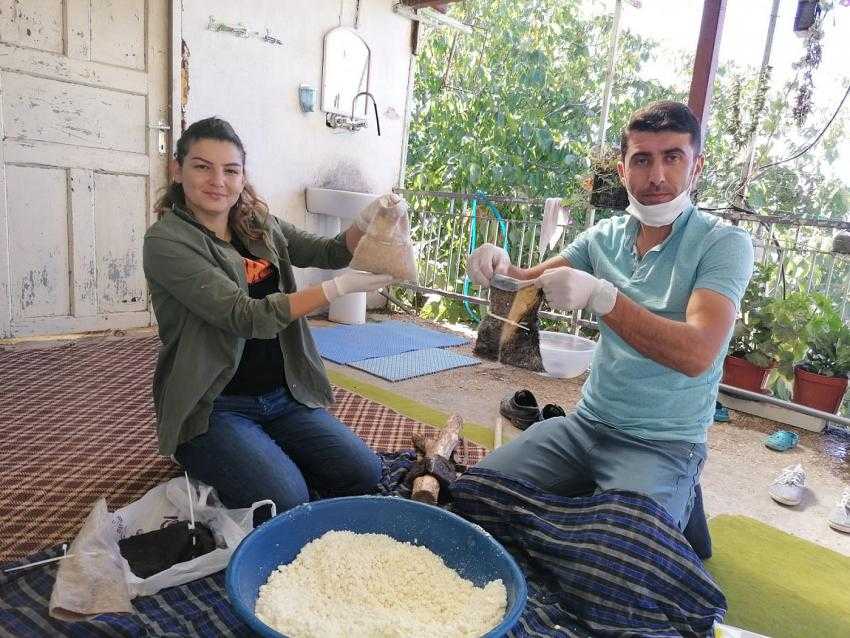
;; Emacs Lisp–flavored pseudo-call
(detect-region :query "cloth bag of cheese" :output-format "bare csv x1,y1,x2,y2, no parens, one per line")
350,194,418,283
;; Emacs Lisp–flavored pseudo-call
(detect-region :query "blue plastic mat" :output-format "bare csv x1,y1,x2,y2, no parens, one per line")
348,347,480,382
311,320,468,364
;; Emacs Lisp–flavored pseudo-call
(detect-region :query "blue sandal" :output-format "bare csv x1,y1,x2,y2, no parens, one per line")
714,402,731,422
764,430,799,452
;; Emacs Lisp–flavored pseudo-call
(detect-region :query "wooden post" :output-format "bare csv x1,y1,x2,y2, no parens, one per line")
688,0,727,145
493,416,505,450
411,414,463,504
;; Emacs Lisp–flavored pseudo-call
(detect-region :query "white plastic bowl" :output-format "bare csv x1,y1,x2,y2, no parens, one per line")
538,331,596,378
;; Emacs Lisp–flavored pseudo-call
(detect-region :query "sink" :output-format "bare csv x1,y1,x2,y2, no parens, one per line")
298,187,381,324
305,187,378,220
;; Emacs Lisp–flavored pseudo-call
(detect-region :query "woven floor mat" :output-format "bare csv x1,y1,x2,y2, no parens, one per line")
0,334,484,562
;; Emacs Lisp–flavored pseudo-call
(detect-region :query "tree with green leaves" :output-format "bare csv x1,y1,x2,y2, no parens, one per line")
406,0,672,205
405,0,850,322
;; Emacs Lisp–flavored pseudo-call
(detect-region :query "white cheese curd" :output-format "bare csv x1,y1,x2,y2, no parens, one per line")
254,530,507,638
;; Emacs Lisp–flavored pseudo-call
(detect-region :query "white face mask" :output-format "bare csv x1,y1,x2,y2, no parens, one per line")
624,168,697,227
625,189,691,227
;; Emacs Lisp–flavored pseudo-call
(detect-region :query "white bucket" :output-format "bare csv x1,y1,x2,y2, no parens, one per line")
328,269,367,325
294,267,336,317
329,292,366,324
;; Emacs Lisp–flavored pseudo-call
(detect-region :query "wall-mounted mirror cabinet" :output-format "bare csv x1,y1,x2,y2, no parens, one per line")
321,27,371,118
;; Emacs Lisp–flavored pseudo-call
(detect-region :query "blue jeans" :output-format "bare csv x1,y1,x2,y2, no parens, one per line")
476,412,706,530
174,386,382,513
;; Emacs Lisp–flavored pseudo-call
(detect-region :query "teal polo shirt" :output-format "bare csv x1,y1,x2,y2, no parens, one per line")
561,205,754,443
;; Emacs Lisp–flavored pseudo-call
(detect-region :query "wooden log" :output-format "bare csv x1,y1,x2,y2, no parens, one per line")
411,475,441,505
411,414,463,504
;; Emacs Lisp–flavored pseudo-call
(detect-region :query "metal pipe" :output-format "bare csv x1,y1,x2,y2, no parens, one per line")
597,0,623,152
351,91,381,135
719,384,850,428
396,188,551,206
737,0,781,204
516,219,527,267
825,253,837,295
432,202,446,285
444,201,462,290
391,283,598,329
586,0,627,232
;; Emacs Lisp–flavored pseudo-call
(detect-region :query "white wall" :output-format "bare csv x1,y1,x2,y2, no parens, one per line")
181,0,413,228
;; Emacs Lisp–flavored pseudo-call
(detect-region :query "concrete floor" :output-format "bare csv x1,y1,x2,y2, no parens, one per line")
323,312,850,557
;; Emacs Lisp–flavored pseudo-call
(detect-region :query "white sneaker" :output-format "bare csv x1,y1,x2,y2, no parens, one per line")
768,464,806,506
828,489,850,533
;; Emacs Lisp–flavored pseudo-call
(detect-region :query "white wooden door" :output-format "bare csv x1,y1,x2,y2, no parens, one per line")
0,0,170,338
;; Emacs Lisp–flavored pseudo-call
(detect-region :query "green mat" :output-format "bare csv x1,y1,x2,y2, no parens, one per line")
327,369,494,448
707,515,850,638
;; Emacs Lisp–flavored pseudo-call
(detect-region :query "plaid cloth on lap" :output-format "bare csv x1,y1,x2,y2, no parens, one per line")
2,457,724,637
450,468,727,638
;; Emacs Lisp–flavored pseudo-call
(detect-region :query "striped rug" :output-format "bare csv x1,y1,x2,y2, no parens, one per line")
0,334,484,562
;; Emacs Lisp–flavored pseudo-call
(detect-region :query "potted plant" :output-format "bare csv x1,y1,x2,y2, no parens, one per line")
793,295,850,413
759,290,820,381
723,263,779,392
587,147,629,210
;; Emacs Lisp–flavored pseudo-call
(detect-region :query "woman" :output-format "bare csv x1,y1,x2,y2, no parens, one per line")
143,117,394,514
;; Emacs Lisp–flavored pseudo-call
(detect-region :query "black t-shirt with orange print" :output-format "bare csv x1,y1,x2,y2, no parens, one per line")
221,234,286,396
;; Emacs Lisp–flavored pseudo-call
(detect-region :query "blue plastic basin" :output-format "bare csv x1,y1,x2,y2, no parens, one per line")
226,495,527,637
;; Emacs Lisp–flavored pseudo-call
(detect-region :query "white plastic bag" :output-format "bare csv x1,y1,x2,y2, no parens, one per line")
111,476,275,598
350,195,418,282
49,498,134,621
50,477,274,618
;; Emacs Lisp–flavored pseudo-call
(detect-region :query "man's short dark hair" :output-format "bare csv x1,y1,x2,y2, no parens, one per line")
620,101,702,158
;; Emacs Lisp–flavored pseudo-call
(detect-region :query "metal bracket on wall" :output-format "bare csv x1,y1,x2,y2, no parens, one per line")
206,16,283,46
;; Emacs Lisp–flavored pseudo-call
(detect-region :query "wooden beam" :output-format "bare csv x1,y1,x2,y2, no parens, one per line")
688,0,727,145
402,0,463,13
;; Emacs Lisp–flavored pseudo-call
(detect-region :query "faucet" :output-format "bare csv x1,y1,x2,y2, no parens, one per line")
351,91,381,136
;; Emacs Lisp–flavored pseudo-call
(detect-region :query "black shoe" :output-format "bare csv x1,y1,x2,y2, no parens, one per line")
499,390,542,430
541,403,566,419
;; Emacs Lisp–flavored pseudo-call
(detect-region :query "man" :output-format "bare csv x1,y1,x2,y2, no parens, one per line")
467,101,753,530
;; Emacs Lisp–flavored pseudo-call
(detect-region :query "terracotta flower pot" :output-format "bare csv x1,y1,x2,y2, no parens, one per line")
792,365,849,414
722,355,773,393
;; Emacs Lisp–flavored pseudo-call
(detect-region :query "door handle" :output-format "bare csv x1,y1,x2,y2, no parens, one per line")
148,122,171,155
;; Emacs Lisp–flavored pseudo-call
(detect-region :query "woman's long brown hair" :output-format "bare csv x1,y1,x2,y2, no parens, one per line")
154,117,269,240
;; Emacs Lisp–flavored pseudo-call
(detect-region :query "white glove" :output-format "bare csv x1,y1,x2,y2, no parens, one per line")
536,267,617,316
321,271,395,303
354,193,404,233
467,243,511,286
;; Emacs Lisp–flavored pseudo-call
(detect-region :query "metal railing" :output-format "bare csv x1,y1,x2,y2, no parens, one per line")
397,189,850,323
395,189,592,330
724,208,850,320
